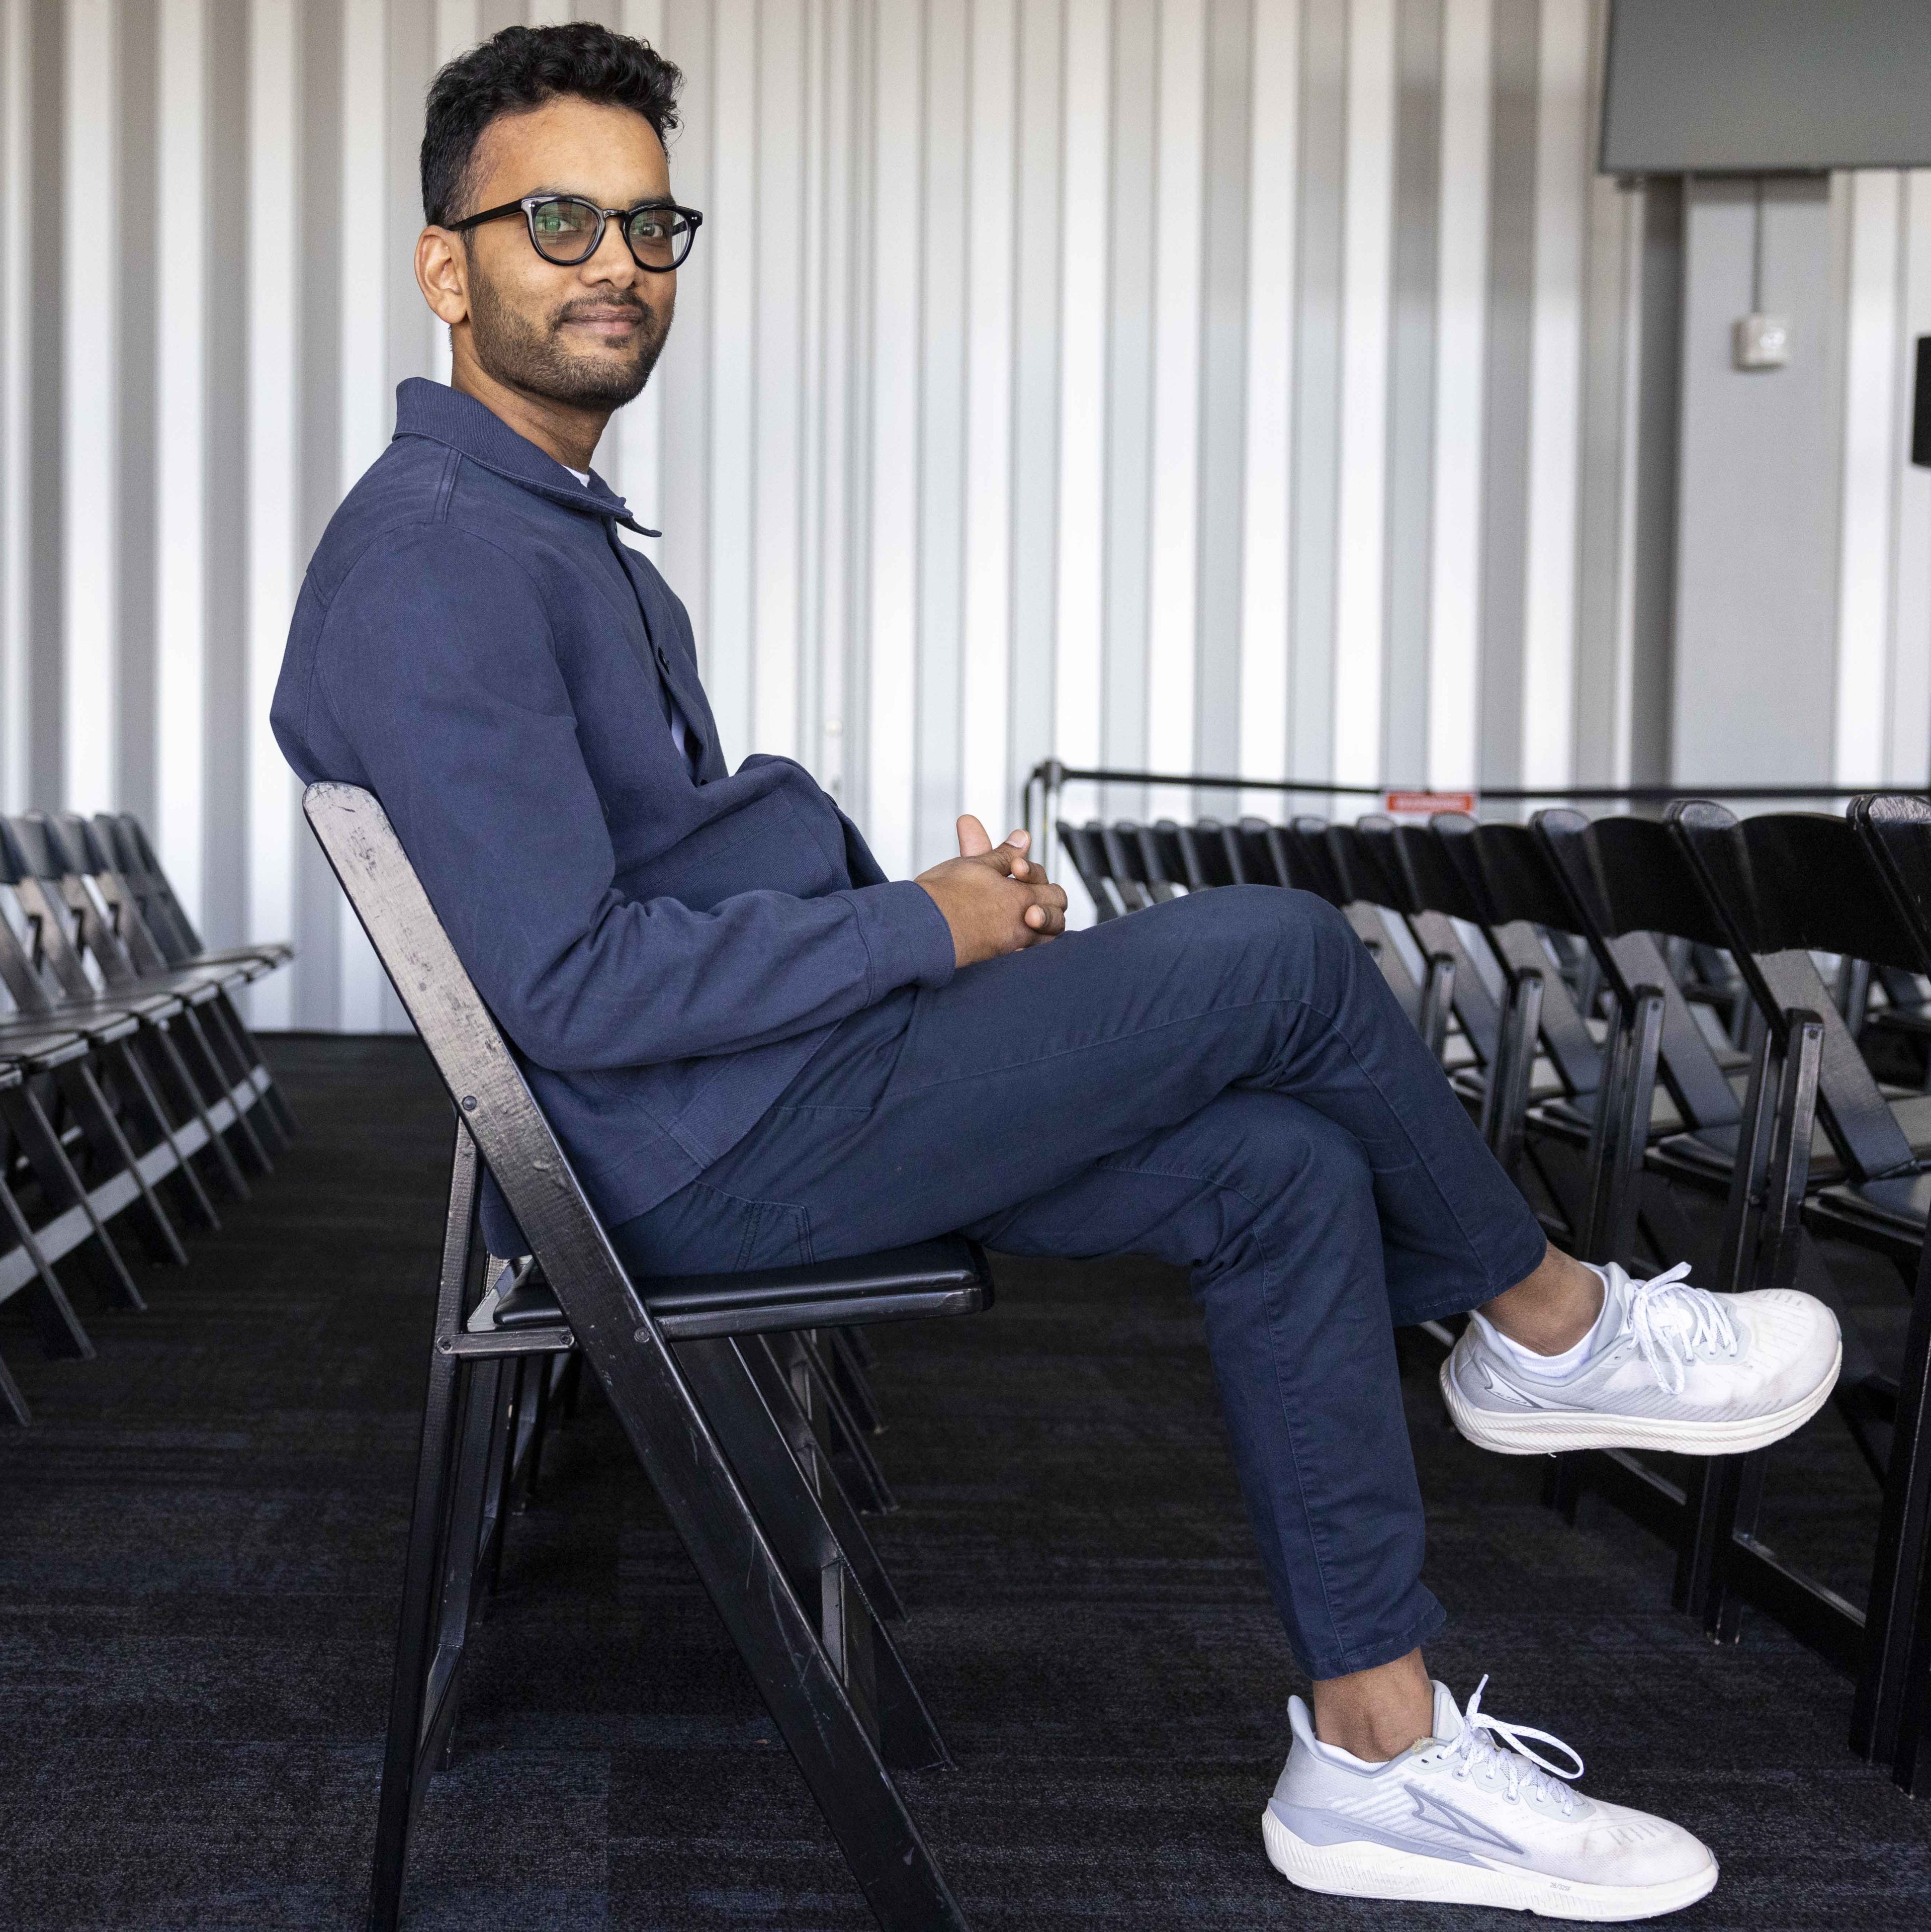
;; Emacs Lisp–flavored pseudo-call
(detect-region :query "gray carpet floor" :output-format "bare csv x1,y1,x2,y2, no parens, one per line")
0,1033,1926,1930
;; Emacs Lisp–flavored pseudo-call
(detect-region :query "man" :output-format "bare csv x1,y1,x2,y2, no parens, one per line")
273,23,1840,1918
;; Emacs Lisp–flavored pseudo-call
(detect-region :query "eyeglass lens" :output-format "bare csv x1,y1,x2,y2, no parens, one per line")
528,197,694,269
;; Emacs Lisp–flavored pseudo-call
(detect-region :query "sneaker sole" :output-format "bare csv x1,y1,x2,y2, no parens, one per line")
1262,1807,1719,1921
1439,1334,1842,1458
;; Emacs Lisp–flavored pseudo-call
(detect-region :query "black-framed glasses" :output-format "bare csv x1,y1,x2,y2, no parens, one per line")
450,194,704,272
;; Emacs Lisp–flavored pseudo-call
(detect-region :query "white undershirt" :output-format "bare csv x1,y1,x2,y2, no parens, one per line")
568,465,692,765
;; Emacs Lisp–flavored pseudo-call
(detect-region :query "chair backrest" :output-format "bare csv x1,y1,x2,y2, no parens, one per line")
33,813,144,988
1178,819,1239,889
2,814,105,1001
1531,808,1741,1131
1537,809,1731,951
1136,821,1190,895
1331,818,1420,915
1056,820,1125,921
302,783,657,1316
96,814,198,964
1856,795,1931,959
1099,820,1161,909
1236,817,1337,899
57,813,179,976
1670,801,1919,1181
1281,817,1350,906
1431,814,1602,1097
1386,821,1485,925
1435,817,1581,933
1673,804,1922,970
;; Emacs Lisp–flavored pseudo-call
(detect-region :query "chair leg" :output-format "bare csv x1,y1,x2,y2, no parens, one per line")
1893,1528,1931,1793
0,1343,27,1424
675,1335,948,1772
777,1330,897,1516
1854,1229,1931,1763
139,1022,252,1202
742,1337,907,1621
198,992,292,1154
0,1156,94,1366
174,1004,275,1174
824,1328,885,1436
0,1083,140,1316
486,1357,526,1598
428,1357,509,1770
52,1059,188,1268
105,1038,220,1232
367,1123,484,1932
204,988,297,1146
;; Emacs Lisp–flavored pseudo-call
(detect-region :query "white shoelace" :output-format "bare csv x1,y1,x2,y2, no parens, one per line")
1443,1676,1586,1815
1624,1262,1738,1395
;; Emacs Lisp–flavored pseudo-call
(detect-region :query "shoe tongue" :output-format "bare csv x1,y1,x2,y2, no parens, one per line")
1430,1681,1463,1743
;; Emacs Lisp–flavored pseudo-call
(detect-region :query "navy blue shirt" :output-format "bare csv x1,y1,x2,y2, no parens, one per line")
273,380,956,1248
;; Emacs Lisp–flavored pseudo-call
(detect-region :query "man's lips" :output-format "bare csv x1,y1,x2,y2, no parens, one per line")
559,307,646,338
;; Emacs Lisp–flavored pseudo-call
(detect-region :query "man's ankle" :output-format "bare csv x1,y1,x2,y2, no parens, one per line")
1480,1248,1606,1357
1310,1650,1435,1762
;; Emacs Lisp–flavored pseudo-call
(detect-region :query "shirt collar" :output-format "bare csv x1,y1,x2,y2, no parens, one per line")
391,377,661,537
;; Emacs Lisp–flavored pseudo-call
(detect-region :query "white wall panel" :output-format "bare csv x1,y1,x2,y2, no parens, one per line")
1836,169,1902,787
0,0,31,811
61,0,116,814
1237,0,1297,810
7,0,1930,1028
1330,0,1391,788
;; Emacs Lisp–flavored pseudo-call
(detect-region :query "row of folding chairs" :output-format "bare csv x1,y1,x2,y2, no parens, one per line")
0,810,295,1420
1061,802,1931,1795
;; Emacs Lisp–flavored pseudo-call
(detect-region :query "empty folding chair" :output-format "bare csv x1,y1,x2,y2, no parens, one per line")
1345,816,1504,1075
51,813,295,1146
0,828,238,1268
305,781,995,1932
1664,800,1931,1763
1057,820,1128,921
1176,818,1240,890
1429,816,1612,1231
1101,820,1177,908
96,812,292,981
18,814,284,1178
1257,817,1432,1029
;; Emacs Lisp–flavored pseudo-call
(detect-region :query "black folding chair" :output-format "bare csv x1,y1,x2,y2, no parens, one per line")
1056,820,1127,921
1663,800,1931,1771
41,812,295,1152
1339,817,1497,1071
1255,817,1432,1028
97,810,293,981
304,781,993,1932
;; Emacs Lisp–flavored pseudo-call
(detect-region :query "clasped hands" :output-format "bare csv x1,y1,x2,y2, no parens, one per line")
916,816,1069,969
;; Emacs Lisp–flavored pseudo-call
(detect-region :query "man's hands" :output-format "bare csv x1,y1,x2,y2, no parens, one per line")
916,815,1069,970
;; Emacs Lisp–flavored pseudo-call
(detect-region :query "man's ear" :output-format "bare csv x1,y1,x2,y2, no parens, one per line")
415,226,470,327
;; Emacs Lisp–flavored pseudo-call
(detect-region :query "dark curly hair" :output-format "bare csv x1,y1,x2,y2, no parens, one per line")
420,22,683,228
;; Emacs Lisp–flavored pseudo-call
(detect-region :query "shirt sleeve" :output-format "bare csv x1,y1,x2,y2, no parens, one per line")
313,525,955,1073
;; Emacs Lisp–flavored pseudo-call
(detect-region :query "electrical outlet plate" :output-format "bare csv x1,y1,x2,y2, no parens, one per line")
1733,312,1791,370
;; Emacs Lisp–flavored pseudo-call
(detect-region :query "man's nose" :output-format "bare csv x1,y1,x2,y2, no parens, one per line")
583,213,640,285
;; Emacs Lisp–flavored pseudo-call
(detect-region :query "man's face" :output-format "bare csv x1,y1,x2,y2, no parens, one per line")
455,96,674,411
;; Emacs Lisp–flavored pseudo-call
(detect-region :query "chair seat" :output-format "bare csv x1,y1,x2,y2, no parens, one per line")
484,1236,993,1345
1804,1169,1931,1269
1532,1085,1686,1144
0,1023,94,1071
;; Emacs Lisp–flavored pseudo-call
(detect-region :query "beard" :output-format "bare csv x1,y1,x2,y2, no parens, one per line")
466,264,670,411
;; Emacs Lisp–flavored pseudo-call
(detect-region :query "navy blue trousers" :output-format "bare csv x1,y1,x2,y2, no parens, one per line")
610,887,1548,1680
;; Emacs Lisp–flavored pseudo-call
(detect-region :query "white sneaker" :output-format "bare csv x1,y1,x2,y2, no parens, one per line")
1264,1677,1717,1920
1442,1261,1841,1457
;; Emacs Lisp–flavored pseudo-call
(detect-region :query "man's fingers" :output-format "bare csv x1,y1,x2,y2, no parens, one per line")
956,813,994,858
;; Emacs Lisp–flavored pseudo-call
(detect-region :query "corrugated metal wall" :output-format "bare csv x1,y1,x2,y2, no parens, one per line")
1,0,1928,1030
